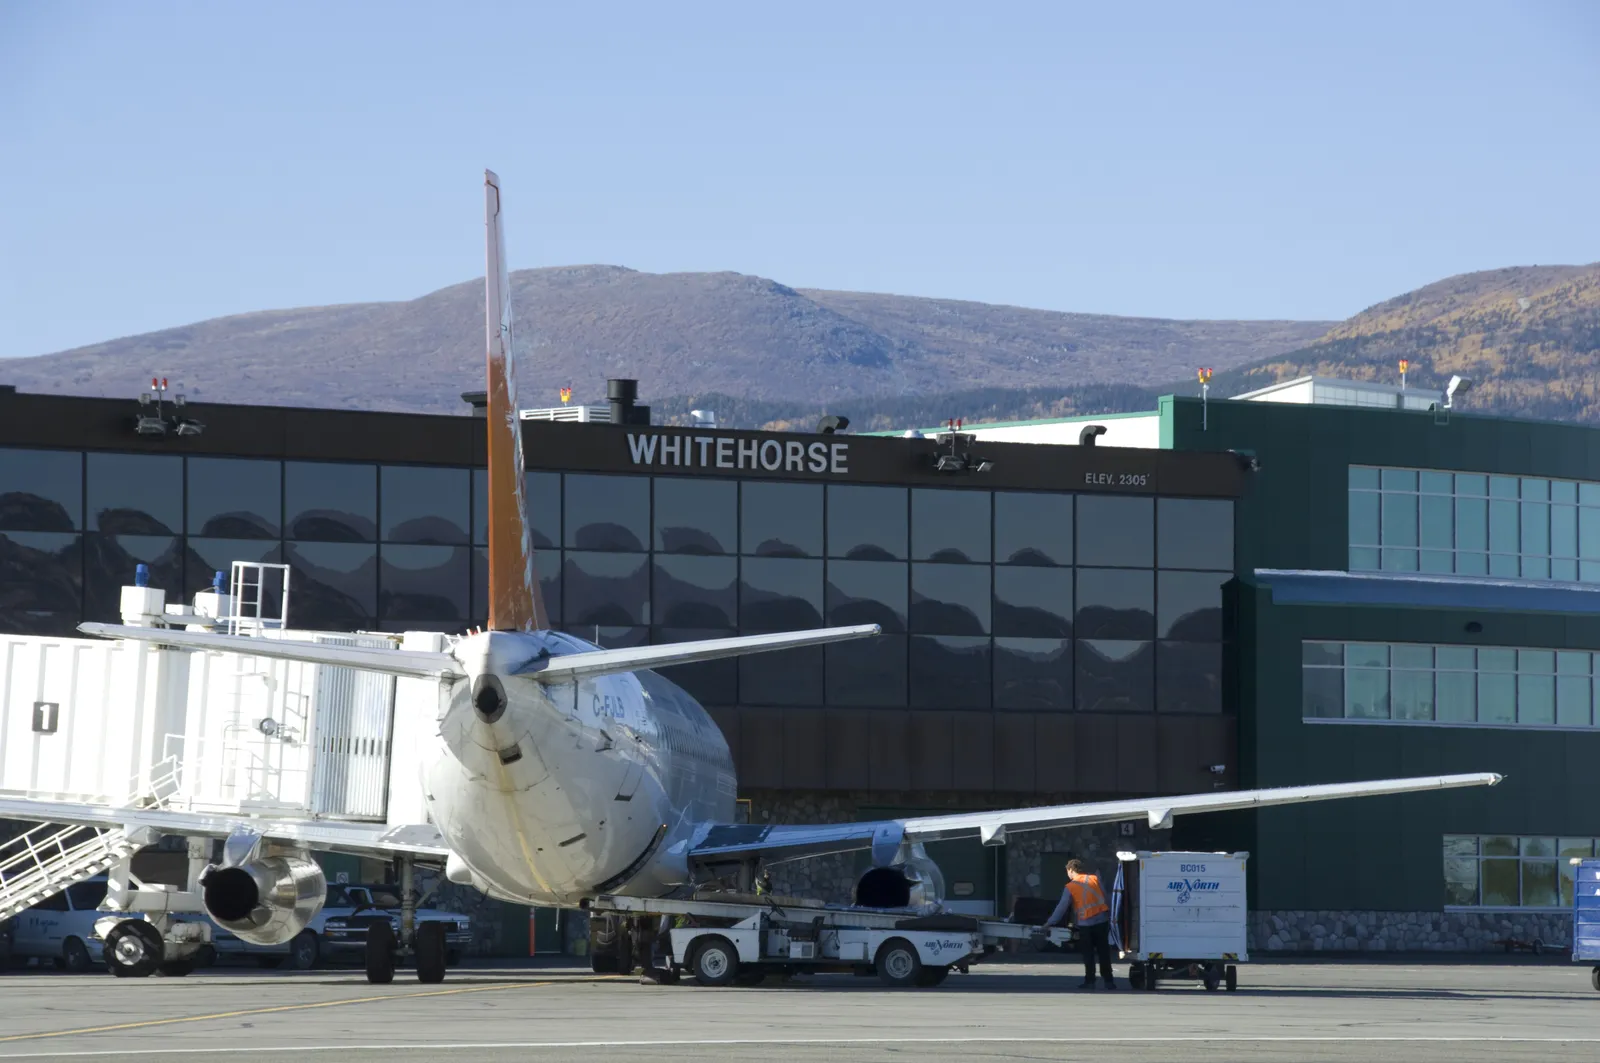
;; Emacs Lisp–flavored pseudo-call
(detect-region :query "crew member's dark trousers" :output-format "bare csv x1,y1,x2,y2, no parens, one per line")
1079,921,1112,983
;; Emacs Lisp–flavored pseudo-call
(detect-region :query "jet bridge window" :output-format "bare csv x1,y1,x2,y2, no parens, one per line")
0,447,82,531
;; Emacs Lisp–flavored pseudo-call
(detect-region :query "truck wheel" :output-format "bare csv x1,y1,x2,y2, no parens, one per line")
915,966,950,987
104,920,163,978
289,931,319,971
366,921,396,984
1592,965,1600,992
62,938,91,974
1225,965,1238,992
690,936,740,987
1203,965,1221,991
589,915,620,973
416,922,447,984
1128,963,1146,990
876,938,922,988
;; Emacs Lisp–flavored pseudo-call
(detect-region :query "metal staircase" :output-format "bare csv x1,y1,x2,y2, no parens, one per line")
0,761,184,921
0,822,139,920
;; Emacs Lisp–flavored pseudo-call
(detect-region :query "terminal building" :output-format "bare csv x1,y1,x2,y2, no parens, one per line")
2,375,1594,953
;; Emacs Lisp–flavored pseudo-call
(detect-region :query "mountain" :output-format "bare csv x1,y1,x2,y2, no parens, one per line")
1202,264,1600,421
0,266,1331,421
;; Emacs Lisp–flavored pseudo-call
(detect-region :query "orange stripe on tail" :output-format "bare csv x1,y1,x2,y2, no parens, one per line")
484,169,549,632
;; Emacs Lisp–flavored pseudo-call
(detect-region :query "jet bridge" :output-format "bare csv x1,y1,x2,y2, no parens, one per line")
0,562,435,824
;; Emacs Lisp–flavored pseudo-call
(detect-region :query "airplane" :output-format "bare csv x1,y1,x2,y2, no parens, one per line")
0,171,1502,983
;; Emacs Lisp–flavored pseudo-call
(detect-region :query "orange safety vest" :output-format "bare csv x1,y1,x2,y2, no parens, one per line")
1066,874,1109,922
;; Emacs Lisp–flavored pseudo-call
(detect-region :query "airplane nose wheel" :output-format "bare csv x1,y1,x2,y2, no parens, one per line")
105,919,164,978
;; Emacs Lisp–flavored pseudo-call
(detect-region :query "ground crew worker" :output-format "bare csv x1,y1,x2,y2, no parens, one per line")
1044,858,1115,989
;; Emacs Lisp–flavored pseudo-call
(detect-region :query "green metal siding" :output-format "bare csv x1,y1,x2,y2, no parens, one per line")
1162,396,1600,912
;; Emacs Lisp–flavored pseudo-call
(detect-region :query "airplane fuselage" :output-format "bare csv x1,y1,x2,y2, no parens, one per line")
422,630,736,907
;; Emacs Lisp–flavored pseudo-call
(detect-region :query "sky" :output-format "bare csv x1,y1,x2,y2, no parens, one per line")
1,0,1598,359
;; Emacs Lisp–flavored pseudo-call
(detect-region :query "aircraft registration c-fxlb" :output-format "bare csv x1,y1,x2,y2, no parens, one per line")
0,171,1502,981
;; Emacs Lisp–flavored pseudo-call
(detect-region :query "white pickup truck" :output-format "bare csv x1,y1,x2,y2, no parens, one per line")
214,883,473,970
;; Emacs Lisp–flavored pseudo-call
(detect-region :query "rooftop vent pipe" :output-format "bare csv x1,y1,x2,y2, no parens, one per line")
608,378,651,426
1080,425,1107,446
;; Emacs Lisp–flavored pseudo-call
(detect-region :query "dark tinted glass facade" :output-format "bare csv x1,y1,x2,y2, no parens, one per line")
0,447,1233,717
543,473,1233,713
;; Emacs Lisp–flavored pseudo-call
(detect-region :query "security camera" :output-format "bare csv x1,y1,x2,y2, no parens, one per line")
1208,764,1226,775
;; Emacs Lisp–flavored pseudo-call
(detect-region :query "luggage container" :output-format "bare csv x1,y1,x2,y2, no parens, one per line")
1571,857,1600,991
1112,850,1248,991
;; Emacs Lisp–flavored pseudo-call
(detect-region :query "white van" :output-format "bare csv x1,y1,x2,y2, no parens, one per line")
8,877,111,972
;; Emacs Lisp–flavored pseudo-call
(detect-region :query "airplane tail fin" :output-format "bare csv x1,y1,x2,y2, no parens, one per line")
484,169,549,631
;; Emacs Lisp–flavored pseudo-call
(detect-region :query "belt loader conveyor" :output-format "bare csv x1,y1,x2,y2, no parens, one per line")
590,893,1075,987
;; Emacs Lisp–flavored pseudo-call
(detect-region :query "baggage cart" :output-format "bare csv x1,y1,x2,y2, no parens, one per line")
1112,850,1248,991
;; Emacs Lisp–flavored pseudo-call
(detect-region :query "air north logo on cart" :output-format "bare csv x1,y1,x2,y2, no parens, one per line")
1168,879,1221,904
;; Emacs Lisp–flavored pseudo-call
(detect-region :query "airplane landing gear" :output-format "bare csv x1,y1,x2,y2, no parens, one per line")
105,919,164,978
364,855,448,985
365,921,396,984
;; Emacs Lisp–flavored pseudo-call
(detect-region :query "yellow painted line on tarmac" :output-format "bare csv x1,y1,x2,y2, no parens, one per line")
0,980,557,1045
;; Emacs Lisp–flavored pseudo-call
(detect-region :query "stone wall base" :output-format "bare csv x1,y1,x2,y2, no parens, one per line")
1248,910,1573,953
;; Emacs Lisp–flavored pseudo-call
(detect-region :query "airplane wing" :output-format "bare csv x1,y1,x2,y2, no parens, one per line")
516,625,881,684
689,772,1503,865
78,623,467,679
0,795,450,859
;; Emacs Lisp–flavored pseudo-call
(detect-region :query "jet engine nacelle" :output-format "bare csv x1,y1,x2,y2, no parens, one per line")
199,835,326,946
852,845,945,913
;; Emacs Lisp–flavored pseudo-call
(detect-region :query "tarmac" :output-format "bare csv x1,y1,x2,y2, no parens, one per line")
1,956,1598,1063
